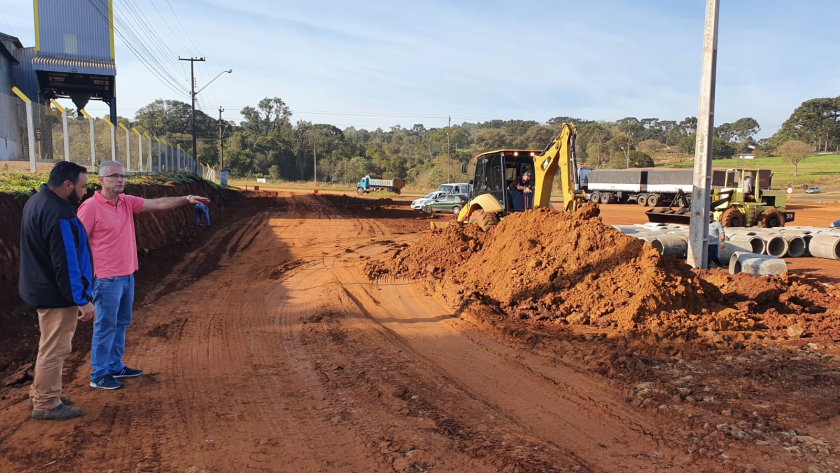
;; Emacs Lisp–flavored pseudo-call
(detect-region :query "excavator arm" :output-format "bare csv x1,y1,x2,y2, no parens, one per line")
533,123,586,211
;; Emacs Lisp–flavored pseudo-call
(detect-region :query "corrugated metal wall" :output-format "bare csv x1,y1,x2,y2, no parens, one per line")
38,0,111,60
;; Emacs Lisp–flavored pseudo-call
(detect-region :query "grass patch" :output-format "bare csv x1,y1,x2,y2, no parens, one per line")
664,154,840,188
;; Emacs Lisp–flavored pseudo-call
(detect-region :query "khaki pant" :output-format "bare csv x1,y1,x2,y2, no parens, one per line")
29,307,78,410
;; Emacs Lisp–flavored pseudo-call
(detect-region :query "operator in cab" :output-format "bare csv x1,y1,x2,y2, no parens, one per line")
508,171,534,210
743,173,754,202
510,171,534,194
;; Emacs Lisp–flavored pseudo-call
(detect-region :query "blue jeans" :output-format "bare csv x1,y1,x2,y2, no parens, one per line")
195,206,210,225
708,243,724,268
90,274,134,381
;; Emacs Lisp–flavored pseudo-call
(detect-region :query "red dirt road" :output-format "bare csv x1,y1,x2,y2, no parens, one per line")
1,193,839,472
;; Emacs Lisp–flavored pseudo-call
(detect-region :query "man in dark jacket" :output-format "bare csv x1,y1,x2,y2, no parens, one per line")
19,162,95,421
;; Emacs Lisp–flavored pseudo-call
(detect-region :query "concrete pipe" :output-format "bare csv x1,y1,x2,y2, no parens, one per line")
719,241,757,265
650,235,688,258
783,236,807,258
763,236,789,257
808,235,840,260
729,252,787,277
728,235,765,254
612,226,644,234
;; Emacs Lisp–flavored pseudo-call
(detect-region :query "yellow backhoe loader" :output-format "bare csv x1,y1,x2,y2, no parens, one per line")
446,122,586,231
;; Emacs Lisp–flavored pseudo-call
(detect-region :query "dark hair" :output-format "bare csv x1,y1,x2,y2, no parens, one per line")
47,162,88,188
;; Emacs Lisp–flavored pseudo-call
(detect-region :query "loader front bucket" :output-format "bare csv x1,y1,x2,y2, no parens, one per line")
645,208,692,224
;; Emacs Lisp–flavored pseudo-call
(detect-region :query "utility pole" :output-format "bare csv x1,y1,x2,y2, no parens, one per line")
218,106,224,171
179,56,205,165
447,115,451,182
687,0,720,269
313,139,317,183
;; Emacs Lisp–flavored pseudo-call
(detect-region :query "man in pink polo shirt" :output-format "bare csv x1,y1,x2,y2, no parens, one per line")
78,161,210,390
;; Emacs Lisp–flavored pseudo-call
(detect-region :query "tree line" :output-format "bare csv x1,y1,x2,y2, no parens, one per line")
44,95,839,188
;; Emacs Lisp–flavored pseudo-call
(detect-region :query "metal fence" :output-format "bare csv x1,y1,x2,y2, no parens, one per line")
2,87,209,177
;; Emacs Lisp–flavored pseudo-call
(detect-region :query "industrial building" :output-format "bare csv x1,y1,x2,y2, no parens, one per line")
0,0,116,162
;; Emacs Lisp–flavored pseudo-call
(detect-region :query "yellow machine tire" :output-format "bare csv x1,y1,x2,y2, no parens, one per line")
720,208,744,228
756,208,785,228
468,209,500,231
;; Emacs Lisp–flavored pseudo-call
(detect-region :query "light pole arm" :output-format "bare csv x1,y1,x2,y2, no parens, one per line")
196,69,232,96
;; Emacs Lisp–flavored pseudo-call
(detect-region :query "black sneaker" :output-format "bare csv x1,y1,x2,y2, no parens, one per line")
32,403,83,421
90,375,123,390
28,395,71,409
111,367,143,378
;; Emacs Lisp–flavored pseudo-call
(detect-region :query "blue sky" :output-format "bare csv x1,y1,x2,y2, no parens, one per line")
2,0,839,138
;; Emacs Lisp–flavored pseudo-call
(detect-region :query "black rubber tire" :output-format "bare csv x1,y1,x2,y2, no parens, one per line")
423,205,433,214
468,209,500,231
647,194,660,207
756,208,785,228
599,193,611,204
356,187,365,195
452,206,462,215
590,193,600,203
720,208,744,228
637,194,648,207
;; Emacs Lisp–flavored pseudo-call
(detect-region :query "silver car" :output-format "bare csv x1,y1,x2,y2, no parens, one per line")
411,191,447,210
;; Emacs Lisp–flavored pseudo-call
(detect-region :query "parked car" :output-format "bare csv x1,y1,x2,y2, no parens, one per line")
411,191,447,210
422,194,468,215
436,183,472,195
805,186,822,194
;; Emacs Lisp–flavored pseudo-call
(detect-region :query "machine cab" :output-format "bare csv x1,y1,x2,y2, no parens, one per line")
470,150,540,213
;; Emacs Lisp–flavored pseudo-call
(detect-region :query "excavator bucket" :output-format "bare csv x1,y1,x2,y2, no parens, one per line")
430,221,448,230
645,208,692,224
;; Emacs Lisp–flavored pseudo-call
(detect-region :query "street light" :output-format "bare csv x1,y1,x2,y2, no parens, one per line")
190,69,232,166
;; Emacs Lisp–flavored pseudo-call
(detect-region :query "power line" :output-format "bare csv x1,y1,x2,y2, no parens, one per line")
145,0,214,112
0,10,16,36
112,6,185,88
162,0,218,111
84,0,188,96
119,0,190,82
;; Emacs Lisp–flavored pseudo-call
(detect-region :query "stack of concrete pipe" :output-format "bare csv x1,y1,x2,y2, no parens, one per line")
612,223,840,263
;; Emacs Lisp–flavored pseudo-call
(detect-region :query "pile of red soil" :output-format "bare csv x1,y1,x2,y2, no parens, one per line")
369,204,840,340
366,223,486,280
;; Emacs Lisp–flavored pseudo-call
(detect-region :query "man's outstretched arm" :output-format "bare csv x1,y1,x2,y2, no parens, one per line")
141,195,210,212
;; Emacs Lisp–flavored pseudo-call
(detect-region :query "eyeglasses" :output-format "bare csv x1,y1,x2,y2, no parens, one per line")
103,173,127,179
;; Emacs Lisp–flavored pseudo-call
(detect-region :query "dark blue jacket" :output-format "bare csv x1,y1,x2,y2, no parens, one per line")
19,184,93,309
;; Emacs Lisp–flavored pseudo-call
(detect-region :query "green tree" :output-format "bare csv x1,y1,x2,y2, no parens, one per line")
776,97,840,152
628,150,654,168
730,117,761,144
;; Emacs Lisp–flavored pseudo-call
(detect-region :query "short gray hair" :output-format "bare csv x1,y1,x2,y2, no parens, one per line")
98,161,124,176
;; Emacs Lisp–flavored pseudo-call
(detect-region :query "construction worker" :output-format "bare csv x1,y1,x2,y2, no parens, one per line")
743,173,754,202
195,202,210,226
708,213,726,269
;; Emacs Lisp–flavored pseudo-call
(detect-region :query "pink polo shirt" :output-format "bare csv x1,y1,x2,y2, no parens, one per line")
77,191,146,278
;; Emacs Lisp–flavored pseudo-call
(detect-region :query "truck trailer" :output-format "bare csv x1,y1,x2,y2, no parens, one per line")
581,168,694,207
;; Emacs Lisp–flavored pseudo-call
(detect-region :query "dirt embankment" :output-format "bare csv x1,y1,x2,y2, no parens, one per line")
367,204,840,341
0,178,238,317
